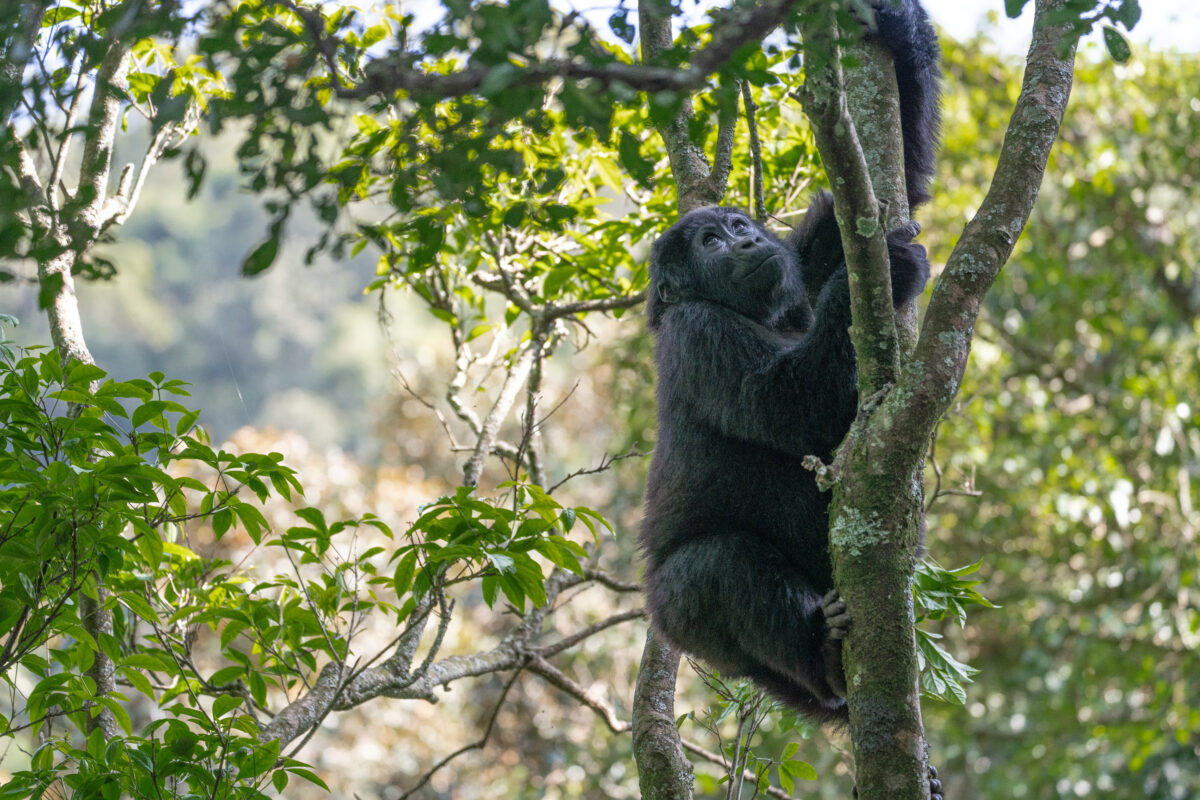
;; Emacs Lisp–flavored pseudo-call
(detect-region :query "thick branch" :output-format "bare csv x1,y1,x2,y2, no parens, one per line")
75,38,132,235
14,135,47,212
632,629,692,800
47,77,89,213
33,33,134,744
796,10,899,396
841,15,920,353
741,82,766,222
545,289,648,321
638,1,740,213
103,116,196,228
521,331,548,487
0,1,49,126
631,0,770,795
825,4,1077,797
347,0,800,105
259,571,638,749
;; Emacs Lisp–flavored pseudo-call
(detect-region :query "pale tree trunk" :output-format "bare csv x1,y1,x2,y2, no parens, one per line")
17,24,139,744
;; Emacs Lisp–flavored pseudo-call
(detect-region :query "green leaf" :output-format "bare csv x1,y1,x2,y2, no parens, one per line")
213,694,242,718
123,594,157,624
86,726,107,760
1112,0,1141,28
543,265,576,297
286,767,330,790
167,725,198,756
503,203,528,227
781,758,817,781
124,652,174,672
466,323,492,342
97,695,133,735
498,574,526,611
209,665,246,685
122,667,155,699
1004,0,1029,17
618,131,655,187
43,6,81,25
240,739,281,779
242,234,280,276
1102,26,1132,63
296,506,328,532
66,362,107,386
132,399,168,428
393,550,418,595
510,552,546,607
486,551,515,574
481,574,499,607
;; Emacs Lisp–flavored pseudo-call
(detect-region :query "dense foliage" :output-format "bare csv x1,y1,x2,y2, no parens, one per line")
923,31,1199,799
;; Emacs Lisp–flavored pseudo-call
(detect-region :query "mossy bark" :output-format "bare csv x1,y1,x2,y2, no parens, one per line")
830,24,933,800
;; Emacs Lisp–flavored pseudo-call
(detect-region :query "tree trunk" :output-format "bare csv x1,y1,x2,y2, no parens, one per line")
832,24,932,800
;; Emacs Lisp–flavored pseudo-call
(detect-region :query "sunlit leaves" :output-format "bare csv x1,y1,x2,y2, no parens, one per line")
0,348,339,797
1031,0,1143,62
398,483,604,613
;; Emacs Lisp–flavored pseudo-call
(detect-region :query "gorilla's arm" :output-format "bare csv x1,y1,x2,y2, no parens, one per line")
868,0,942,208
787,193,931,311
788,192,844,298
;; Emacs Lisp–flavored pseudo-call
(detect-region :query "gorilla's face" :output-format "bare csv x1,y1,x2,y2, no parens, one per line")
649,207,797,326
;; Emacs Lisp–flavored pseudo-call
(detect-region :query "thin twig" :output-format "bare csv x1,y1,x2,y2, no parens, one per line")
538,608,646,659
742,80,766,222
527,655,629,734
680,739,799,800
547,448,648,493
581,568,642,594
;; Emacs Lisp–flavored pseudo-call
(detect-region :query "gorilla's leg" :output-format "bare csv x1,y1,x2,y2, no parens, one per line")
646,533,845,715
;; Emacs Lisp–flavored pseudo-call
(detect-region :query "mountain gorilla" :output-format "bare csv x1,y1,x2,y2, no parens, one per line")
640,0,942,738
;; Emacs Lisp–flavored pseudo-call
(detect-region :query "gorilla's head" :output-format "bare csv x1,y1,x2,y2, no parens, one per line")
647,207,803,328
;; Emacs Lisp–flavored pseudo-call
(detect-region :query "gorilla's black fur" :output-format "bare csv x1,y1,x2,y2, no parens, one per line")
640,0,941,725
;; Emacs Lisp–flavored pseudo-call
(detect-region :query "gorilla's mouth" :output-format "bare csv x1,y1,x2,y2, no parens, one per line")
735,254,780,281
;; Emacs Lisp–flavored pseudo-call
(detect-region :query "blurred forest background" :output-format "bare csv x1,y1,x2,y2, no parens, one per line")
2,4,1198,800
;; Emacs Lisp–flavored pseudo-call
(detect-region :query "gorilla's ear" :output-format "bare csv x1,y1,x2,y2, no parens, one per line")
646,271,679,328
656,280,678,306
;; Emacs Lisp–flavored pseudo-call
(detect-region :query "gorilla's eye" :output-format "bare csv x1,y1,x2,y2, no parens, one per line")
702,232,720,247
731,218,750,233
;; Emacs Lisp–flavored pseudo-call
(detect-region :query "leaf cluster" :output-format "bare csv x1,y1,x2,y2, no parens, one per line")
0,336,627,795
1005,0,1141,62
397,483,607,614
